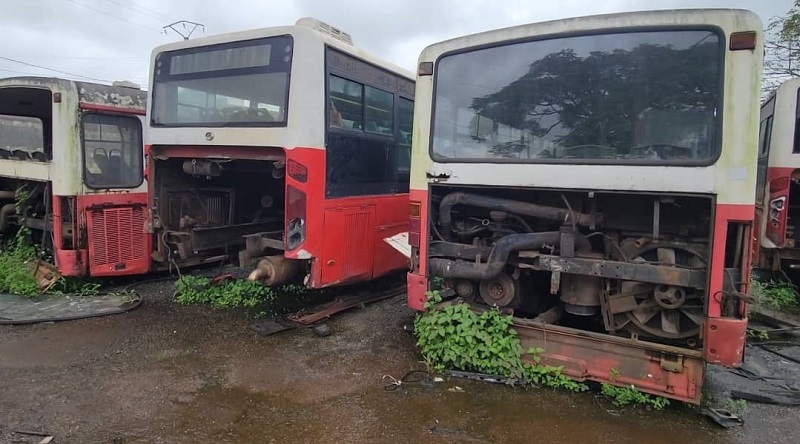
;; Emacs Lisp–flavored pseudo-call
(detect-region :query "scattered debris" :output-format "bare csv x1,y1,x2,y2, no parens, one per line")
32,259,60,293
427,422,491,443
731,389,800,406
287,283,404,325
701,408,744,428
312,323,331,337
447,385,465,393
444,369,514,385
383,370,437,391
250,319,296,336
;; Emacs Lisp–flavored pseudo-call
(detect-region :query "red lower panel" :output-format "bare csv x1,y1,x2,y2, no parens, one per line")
514,320,704,404
54,250,87,277
704,317,748,366
285,147,409,289
407,272,428,311
79,193,150,277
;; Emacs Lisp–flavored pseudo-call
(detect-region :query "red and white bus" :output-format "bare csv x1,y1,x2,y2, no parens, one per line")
0,77,149,277
146,18,414,288
405,9,763,404
755,77,800,273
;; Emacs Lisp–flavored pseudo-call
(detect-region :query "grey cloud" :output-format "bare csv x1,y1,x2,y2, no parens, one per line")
0,0,791,87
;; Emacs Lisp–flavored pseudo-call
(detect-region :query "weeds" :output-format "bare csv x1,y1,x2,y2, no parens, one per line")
725,398,747,415
413,290,587,392
751,278,799,311
174,275,276,309
600,383,670,409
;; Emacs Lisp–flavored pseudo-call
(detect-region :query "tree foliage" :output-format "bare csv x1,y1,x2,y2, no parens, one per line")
765,1,800,96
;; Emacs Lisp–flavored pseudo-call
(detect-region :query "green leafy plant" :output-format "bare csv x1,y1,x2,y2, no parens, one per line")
751,278,799,311
747,328,770,341
414,290,587,392
0,188,39,296
599,368,670,409
600,383,670,409
174,275,275,308
724,398,747,416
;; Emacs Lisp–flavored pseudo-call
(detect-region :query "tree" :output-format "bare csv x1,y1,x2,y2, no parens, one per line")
764,1,800,97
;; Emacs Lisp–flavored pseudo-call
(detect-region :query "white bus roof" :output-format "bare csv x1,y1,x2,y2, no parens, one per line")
0,76,147,112
419,8,761,62
149,18,414,82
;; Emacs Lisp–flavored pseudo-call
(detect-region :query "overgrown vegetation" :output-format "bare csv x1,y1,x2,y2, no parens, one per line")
0,188,39,296
751,277,799,311
414,290,676,408
174,274,277,309
599,383,670,409
600,368,670,410
414,290,587,392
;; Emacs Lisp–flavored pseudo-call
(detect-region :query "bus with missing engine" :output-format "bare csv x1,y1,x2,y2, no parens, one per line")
146,18,414,289
0,77,148,279
404,9,763,404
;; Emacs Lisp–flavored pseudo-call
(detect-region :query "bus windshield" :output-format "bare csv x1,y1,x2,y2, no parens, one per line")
431,29,722,164
151,35,293,127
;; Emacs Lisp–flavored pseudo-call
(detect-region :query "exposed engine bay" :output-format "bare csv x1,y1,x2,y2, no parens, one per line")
426,185,747,348
150,155,303,285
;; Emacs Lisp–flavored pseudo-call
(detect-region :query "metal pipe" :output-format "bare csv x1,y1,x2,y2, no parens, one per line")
428,231,561,280
0,203,16,233
182,159,223,177
438,192,597,239
247,255,303,286
0,190,16,200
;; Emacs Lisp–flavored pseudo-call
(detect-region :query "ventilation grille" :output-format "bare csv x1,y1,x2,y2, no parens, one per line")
343,211,370,277
91,206,147,267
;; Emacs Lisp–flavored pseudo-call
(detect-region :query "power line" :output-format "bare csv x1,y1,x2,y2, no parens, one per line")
101,0,177,23
0,55,110,83
65,0,162,33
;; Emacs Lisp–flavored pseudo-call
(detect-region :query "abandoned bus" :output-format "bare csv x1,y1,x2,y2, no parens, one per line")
406,9,763,403
754,77,800,273
0,77,148,278
146,18,414,288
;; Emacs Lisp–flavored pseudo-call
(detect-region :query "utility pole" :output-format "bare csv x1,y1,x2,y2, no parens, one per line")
163,20,205,40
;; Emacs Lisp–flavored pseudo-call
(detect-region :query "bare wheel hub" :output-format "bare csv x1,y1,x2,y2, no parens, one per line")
654,285,686,309
479,273,517,307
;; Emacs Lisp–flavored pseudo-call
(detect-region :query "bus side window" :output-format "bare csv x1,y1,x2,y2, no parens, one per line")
396,97,413,192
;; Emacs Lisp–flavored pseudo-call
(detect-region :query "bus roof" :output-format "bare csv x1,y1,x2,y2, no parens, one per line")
763,77,800,106
0,76,147,112
149,17,415,82
418,8,761,62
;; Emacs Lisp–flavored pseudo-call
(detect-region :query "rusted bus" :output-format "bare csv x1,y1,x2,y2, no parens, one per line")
403,9,764,404
0,76,150,278
754,78,800,273
144,18,415,290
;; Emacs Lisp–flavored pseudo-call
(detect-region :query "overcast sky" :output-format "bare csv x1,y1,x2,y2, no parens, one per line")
0,0,791,88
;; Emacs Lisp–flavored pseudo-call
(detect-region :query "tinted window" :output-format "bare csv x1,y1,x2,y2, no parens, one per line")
365,86,393,134
325,47,414,198
82,114,143,189
397,97,413,191
152,36,292,127
432,29,722,164
330,76,364,130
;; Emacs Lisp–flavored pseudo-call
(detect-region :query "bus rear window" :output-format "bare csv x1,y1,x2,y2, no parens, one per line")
82,114,143,189
431,29,722,165
151,36,293,127
0,114,45,161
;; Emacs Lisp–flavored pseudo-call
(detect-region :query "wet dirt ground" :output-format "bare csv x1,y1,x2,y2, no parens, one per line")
2,281,800,444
